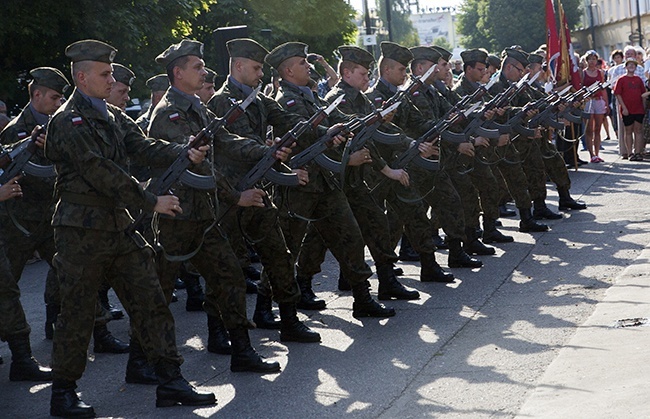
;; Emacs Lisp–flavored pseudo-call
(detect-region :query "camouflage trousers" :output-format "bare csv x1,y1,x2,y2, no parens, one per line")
156,218,250,329
51,226,182,382
0,240,29,340
511,136,547,203
220,205,300,303
468,148,501,221
491,143,533,209
276,186,373,287
540,134,572,192
445,155,482,230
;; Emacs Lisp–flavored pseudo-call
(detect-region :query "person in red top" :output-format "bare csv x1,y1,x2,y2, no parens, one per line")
582,50,608,163
614,57,647,161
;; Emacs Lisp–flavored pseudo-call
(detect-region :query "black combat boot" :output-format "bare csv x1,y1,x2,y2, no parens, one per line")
533,199,562,220
279,303,321,343
50,379,95,418
296,275,326,310
6,333,52,382
228,328,281,373
420,252,455,282
558,187,587,211
242,265,261,294
482,218,514,244
207,314,231,354
393,266,404,276
432,229,449,249
463,227,496,256
97,282,123,320
93,324,129,354
518,207,549,232
155,362,216,407
125,338,158,384
398,234,420,261
376,264,420,300
499,204,517,217
252,294,281,329
45,303,60,340
338,268,351,291
184,275,205,312
351,283,396,318
447,238,483,268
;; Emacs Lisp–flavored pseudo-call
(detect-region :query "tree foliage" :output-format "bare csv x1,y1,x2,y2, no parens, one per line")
457,0,582,54
374,0,419,47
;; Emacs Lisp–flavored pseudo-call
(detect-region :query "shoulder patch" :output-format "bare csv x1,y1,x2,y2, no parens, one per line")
413,91,420,97
286,99,296,108
71,116,83,125
169,113,180,121
374,97,383,102
17,131,28,139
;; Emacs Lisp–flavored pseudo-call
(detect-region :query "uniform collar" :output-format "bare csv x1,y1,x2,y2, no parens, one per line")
28,102,49,126
170,86,203,113
282,80,315,102
228,75,254,98
378,77,398,94
78,89,109,120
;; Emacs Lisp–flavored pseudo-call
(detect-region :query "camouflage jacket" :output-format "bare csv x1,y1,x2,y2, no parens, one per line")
45,89,184,232
0,104,56,222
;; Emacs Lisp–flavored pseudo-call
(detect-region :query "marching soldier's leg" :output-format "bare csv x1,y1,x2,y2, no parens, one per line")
295,222,330,306
541,136,587,211
469,163,513,244
521,139,562,220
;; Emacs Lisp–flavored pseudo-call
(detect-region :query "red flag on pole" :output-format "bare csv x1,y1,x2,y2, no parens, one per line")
558,0,582,89
546,0,560,84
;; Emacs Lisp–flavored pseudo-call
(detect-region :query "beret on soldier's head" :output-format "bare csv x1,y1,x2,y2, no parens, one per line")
338,45,375,70
432,46,452,62
503,47,530,67
460,48,489,65
409,46,441,63
266,42,308,69
146,74,169,92
227,38,269,64
156,39,204,68
380,41,413,67
204,67,217,84
487,54,501,69
65,39,116,64
112,63,135,87
528,50,545,65
29,67,70,95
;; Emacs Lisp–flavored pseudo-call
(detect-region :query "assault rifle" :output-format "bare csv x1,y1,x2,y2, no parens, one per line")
0,124,55,185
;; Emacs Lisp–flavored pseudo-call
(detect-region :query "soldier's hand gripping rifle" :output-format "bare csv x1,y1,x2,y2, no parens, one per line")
0,124,55,185
506,84,573,138
234,94,345,192
126,85,260,233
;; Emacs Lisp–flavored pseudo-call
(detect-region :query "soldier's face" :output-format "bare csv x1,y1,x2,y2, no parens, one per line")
238,58,264,88
436,58,450,79
346,65,370,91
466,62,486,83
33,87,63,115
196,83,215,104
384,60,408,86
177,56,207,92
107,82,130,110
78,62,115,99
287,56,311,86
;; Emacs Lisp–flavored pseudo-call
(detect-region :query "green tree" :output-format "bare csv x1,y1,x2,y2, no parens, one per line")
433,36,453,51
457,0,582,53
374,0,419,47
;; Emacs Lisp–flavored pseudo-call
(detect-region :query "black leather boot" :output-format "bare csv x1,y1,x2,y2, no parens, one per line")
351,284,396,318
93,324,129,354
184,275,205,312
207,314,231,354
420,252,455,282
296,275,326,310
155,362,216,407
463,227,495,256
229,328,281,373
252,294,281,329
45,303,60,340
398,234,420,261
7,333,52,382
125,338,158,384
338,268,351,291
558,187,587,211
533,199,562,220
519,207,549,232
97,282,123,320
482,218,514,244
448,238,483,268
377,264,420,300
279,303,321,342
50,379,95,418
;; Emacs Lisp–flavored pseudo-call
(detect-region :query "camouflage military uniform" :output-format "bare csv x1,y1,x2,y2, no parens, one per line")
44,89,185,382
148,86,258,327
0,218,30,340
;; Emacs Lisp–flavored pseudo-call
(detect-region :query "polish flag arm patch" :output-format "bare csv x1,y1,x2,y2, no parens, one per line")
169,113,180,121
286,99,296,107
71,117,83,125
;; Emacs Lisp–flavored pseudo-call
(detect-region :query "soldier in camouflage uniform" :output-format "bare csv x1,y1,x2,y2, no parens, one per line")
135,74,169,135
44,39,215,417
148,39,295,364
269,42,421,300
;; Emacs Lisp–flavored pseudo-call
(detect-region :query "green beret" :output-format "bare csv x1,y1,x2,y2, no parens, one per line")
65,39,116,64
146,74,169,92
409,46,441,63
503,47,529,67
460,48,488,65
338,45,375,70
204,67,217,84
29,67,70,95
156,39,204,68
112,63,135,87
266,42,308,69
226,38,269,64
380,41,413,67
487,54,501,69
431,46,452,62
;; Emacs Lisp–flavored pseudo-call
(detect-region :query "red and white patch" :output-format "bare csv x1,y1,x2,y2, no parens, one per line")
286,99,296,108
169,113,180,121
413,91,421,97
374,97,383,103
341,99,347,104
71,116,83,125
17,132,28,139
